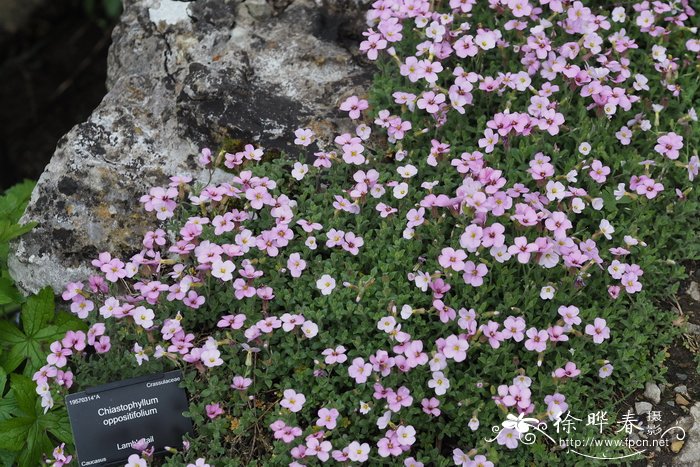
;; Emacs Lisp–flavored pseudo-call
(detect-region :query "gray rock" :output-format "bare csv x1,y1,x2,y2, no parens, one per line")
687,281,700,302
9,0,371,294
644,382,662,404
674,403,700,465
676,385,689,394
635,401,653,415
677,373,688,381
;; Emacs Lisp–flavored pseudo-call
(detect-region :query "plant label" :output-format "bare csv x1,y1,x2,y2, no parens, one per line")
65,370,192,466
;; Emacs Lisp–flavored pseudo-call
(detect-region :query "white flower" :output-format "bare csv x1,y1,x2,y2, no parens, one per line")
545,181,567,201
428,371,450,395
396,425,416,446
316,274,336,295
611,6,625,22
41,393,54,414
614,183,627,200
599,219,615,240
377,316,396,332
591,198,604,210
566,170,578,183
125,454,147,467
301,321,319,338
400,305,413,319
571,197,585,213
133,343,149,366
393,182,409,199
397,164,418,178
377,410,392,429
540,285,556,300
291,162,309,181
211,259,235,281
201,348,223,367
359,401,371,414
578,142,591,155
347,442,370,462
133,306,155,329
305,236,317,250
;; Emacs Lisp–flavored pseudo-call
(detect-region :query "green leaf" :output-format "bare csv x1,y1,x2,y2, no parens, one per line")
0,398,16,421
0,322,25,346
0,367,6,395
10,374,36,416
0,181,35,222
20,288,54,337
0,417,32,451
16,421,52,467
0,449,17,467
0,278,21,306
41,411,74,444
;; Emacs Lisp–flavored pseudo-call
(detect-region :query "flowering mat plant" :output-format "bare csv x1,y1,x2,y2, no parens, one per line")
30,0,700,466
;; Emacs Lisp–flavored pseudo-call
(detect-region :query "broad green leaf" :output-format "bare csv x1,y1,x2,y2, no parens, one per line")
0,417,32,451
0,278,20,306
41,411,74,444
20,288,54,337
0,322,25,346
32,325,64,342
0,221,36,244
0,343,29,373
0,398,16,421
0,181,35,222
0,449,16,467
0,367,6,394
16,421,52,467
10,374,36,416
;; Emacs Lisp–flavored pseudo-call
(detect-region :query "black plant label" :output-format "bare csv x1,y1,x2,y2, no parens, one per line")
65,370,192,466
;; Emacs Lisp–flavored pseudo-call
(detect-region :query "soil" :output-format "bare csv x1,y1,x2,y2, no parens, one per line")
625,263,700,466
0,1,115,190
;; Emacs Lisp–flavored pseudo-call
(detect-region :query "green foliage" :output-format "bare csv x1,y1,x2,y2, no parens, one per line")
0,182,77,466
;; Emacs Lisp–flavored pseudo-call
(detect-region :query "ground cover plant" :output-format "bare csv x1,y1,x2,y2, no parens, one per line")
26,0,700,465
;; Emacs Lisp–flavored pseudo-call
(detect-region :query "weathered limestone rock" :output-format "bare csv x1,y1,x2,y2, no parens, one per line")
9,0,370,294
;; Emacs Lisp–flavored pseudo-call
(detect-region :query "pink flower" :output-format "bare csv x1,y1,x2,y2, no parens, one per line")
281,389,306,413
585,318,611,344
294,128,315,146
70,297,94,319
94,336,111,354
552,361,581,379
322,346,348,364
287,253,306,278
348,357,373,384
306,437,332,462
206,403,224,419
62,330,87,351
340,96,369,119
417,91,445,114
524,328,548,352
558,306,581,326
654,132,683,159
316,407,340,429
438,247,467,271
509,236,538,263
502,316,526,342
421,397,441,416
481,321,504,348
462,261,488,286
47,341,72,367
442,335,469,362
589,160,611,183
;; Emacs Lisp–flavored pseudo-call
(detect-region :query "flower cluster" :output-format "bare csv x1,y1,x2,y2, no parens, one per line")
40,0,698,465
